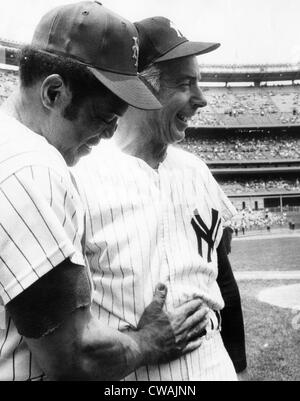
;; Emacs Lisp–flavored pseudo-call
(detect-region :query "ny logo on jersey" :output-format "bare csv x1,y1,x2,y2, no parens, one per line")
170,21,183,38
191,208,221,263
132,36,139,67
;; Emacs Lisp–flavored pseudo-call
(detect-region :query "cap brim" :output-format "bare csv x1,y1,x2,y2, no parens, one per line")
154,41,220,63
88,67,161,110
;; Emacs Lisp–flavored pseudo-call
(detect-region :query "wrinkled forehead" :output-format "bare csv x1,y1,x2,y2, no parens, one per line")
160,56,201,82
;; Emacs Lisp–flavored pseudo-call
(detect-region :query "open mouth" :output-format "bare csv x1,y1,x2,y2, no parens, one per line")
101,128,115,139
84,134,103,147
176,113,189,123
79,143,93,154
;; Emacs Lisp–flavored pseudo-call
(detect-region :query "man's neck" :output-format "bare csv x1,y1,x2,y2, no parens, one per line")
2,89,42,136
114,122,168,170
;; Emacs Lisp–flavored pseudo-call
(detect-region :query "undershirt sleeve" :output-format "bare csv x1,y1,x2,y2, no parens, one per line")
217,236,247,373
6,259,91,338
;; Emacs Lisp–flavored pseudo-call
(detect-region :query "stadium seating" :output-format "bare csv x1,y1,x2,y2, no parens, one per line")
0,70,18,104
229,208,287,232
218,177,300,195
181,133,300,161
191,85,300,127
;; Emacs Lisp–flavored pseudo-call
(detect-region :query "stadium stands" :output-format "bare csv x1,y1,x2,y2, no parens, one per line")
229,208,287,232
190,85,300,128
218,177,300,195
0,69,18,104
181,133,300,162
199,63,300,84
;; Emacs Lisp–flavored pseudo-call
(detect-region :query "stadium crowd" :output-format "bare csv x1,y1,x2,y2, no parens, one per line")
190,85,300,127
228,208,287,234
218,177,300,194
0,70,17,104
180,134,300,161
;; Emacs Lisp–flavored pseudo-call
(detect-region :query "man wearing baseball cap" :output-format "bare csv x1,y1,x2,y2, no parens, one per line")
73,16,247,380
0,4,209,381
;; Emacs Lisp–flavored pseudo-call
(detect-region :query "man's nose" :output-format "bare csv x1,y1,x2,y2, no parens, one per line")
109,116,119,130
192,86,207,109
103,116,119,138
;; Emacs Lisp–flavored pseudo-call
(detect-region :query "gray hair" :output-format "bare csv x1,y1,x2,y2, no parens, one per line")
139,64,162,93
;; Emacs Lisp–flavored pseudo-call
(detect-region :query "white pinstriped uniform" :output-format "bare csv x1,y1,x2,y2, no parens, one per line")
0,111,85,381
73,140,238,381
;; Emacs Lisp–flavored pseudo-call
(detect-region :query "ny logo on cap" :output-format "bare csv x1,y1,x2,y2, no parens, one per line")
132,36,139,67
170,21,183,38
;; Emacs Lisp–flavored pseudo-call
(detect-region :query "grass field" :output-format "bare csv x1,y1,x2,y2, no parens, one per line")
230,235,300,381
230,237,300,271
238,280,300,381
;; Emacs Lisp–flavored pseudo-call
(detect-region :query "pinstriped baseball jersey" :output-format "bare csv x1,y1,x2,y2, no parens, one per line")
73,140,237,380
0,111,85,381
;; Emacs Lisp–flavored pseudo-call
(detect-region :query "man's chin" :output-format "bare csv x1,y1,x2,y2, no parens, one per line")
63,151,81,167
68,144,94,165
169,128,186,144
64,155,78,167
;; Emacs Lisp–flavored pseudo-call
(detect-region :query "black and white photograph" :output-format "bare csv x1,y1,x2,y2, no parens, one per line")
0,0,299,382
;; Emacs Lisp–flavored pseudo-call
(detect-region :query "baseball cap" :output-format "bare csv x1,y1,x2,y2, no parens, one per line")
134,17,220,72
31,1,161,110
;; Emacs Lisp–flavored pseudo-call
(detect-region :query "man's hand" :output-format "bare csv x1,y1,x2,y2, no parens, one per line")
22,275,209,380
133,283,209,365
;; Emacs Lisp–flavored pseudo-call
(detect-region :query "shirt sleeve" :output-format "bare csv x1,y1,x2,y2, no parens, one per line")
0,165,85,305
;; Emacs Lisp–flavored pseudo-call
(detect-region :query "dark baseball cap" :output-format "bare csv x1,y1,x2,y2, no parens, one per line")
31,1,161,110
134,17,220,72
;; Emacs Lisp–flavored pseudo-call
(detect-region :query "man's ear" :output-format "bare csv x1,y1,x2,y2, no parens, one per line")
40,74,72,111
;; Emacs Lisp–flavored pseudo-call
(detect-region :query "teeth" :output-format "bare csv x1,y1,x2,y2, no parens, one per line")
177,113,188,122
